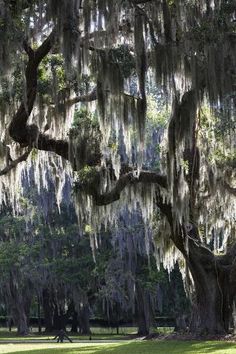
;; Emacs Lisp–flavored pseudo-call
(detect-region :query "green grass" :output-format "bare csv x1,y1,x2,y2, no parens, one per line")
0,326,174,341
0,327,134,341
1,341,236,354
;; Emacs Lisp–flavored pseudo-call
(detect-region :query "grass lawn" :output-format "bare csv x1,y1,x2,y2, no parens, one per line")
1,340,236,354
0,328,131,341
0,326,174,341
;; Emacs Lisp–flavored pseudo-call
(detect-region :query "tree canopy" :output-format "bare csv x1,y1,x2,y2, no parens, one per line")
0,0,235,335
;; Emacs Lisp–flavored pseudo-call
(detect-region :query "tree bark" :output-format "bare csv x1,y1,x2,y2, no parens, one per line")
187,241,231,334
156,196,233,335
7,276,30,335
71,310,78,333
53,305,67,331
10,297,29,335
17,313,29,335
42,289,54,332
78,305,91,335
38,298,42,333
136,282,151,336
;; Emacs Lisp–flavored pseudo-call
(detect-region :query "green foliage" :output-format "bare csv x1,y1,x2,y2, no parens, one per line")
190,19,221,44
76,165,99,188
136,256,163,291
146,95,170,127
108,45,136,78
180,159,189,174
159,264,190,317
188,4,236,45
38,54,66,96
0,215,26,238
85,224,93,234
199,106,235,167
0,53,66,105
71,108,99,132
70,108,101,172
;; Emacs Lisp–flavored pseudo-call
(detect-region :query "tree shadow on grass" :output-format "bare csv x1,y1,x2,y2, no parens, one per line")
96,341,236,354
4,341,236,354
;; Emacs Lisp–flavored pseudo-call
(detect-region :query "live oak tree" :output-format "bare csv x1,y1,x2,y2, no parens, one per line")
0,0,235,335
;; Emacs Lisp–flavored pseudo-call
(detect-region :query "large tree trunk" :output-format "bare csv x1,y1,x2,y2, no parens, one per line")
186,240,231,334
158,195,233,335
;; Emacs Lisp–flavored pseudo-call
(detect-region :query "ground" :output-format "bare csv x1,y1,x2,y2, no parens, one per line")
1,341,236,354
1,328,236,353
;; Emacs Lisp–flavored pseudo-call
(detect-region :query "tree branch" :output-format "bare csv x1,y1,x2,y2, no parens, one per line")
34,30,56,65
22,41,34,59
130,0,158,46
92,171,167,205
36,134,69,160
8,29,71,160
66,88,97,107
9,30,56,145
134,0,154,3
0,149,32,176
59,88,140,108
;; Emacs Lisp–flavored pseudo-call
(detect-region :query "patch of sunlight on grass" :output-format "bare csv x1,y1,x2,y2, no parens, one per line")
0,342,121,354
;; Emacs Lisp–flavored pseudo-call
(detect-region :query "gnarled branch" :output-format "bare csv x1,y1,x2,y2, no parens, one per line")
9,30,56,147
92,170,167,205
8,29,72,161
0,148,32,176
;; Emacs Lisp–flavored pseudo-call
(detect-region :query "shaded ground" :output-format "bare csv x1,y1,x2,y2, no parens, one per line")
143,332,236,342
0,327,143,341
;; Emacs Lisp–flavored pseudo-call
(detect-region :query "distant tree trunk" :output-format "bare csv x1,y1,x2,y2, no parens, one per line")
24,291,32,328
8,318,13,332
78,304,91,335
71,310,78,333
10,302,29,335
42,289,54,332
38,296,42,333
175,315,187,332
67,301,78,333
16,312,29,335
7,277,30,335
136,282,151,336
53,305,67,330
